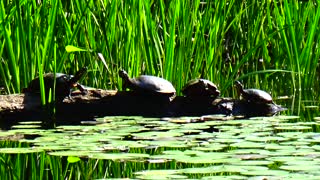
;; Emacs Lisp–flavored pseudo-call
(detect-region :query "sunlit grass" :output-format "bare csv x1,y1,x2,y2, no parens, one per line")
0,0,319,111
1,0,319,102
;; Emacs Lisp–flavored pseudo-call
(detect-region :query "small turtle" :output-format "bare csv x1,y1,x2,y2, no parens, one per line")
24,67,87,101
182,79,220,98
119,70,176,100
235,80,274,104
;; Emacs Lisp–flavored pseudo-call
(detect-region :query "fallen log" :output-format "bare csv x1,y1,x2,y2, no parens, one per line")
0,89,287,127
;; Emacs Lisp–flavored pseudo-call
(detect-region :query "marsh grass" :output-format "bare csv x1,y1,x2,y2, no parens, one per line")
1,0,320,109
2,1,320,179
0,1,319,115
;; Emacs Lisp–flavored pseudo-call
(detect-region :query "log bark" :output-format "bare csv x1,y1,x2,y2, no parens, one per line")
0,89,286,128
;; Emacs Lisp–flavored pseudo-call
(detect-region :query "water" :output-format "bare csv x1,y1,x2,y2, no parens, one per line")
2,106,320,179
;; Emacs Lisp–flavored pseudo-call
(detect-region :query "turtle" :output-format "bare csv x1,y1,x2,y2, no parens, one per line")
118,70,176,100
24,67,87,101
182,79,220,98
235,80,274,104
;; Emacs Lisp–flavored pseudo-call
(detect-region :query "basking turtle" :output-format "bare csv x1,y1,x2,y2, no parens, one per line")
182,79,220,98
119,70,176,100
235,81,274,104
24,67,87,101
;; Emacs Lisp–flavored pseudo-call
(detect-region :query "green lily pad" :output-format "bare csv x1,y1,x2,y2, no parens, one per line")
279,164,320,172
276,116,300,120
135,169,185,179
240,169,289,176
264,143,296,150
91,152,149,160
274,125,312,131
192,143,228,151
132,131,184,140
245,135,288,142
230,160,271,166
0,147,43,154
230,141,266,149
201,175,247,180
48,150,93,157
18,121,42,125
267,156,312,163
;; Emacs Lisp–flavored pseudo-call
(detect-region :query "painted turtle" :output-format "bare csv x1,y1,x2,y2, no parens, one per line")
24,67,87,101
119,70,176,100
235,81,274,104
182,79,220,98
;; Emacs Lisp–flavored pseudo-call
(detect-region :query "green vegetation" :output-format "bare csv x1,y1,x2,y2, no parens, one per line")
1,116,320,179
1,0,320,179
1,0,319,104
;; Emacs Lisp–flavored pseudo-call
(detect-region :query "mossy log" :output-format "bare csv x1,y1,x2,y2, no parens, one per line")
0,89,287,127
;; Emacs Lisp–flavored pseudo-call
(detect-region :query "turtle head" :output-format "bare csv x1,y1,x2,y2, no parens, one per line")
119,70,130,90
119,70,129,79
235,81,244,93
69,67,87,85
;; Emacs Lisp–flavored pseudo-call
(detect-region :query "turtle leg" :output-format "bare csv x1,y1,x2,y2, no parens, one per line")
122,81,128,91
75,83,88,95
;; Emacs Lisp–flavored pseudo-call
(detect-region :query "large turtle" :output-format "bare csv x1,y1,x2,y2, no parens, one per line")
24,67,87,101
119,70,176,100
182,79,220,98
235,80,274,104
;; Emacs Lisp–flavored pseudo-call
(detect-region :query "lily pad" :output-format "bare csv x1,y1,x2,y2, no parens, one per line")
134,169,184,179
91,152,150,160
0,147,43,154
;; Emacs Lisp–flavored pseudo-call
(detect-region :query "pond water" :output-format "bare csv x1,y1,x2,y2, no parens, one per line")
1,97,320,179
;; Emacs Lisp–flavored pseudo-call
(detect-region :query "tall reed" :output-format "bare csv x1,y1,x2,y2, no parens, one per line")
1,0,320,114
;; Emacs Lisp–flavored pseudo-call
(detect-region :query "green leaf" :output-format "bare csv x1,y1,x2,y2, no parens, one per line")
67,156,81,163
65,45,87,52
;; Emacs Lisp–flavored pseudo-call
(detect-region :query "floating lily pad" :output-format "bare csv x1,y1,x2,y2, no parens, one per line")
132,131,184,140
183,132,215,140
8,129,46,135
230,141,266,149
107,140,148,149
0,131,17,137
230,160,271,166
233,154,268,160
277,132,303,138
264,143,295,150
247,176,281,180
274,125,312,131
230,149,271,155
276,116,300,120
240,169,289,176
201,175,247,180
134,169,184,179
18,121,42,125
91,152,149,160
280,140,311,146
245,135,288,142
135,174,187,179
200,114,228,121
48,150,93,157
192,143,228,151
181,165,246,174
279,164,320,172
267,156,311,163
0,147,43,154
142,140,191,148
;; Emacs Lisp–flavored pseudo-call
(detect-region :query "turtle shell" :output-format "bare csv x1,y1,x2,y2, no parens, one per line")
26,73,71,97
235,81,273,104
119,70,176,96
182,79,220,97
24,67,87,101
